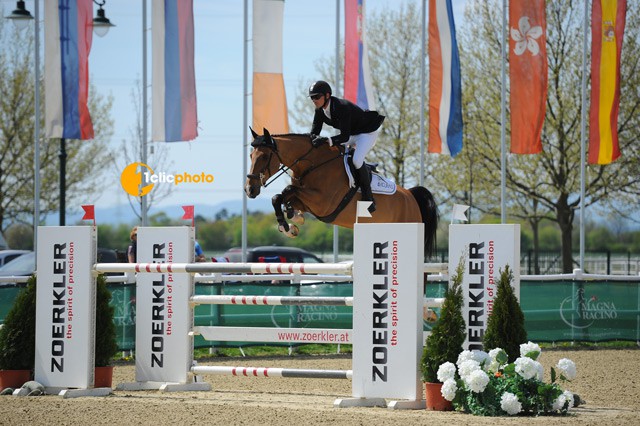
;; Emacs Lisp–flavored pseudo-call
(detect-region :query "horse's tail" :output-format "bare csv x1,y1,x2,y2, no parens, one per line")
409,186,439,258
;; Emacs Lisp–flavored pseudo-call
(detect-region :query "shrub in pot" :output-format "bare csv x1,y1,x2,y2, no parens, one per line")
420,256,466,410
94,274,118,387
0,275,37,389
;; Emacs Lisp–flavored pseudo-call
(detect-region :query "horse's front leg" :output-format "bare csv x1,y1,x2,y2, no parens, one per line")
283,186,305,225
272,193,299,238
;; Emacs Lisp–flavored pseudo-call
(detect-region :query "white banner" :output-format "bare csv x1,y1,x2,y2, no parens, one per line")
449,224,521,350
135,226,194,383
352,223,424,400
35,226,96,389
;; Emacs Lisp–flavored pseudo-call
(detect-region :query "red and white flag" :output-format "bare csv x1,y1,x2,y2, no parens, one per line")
509,0,547,154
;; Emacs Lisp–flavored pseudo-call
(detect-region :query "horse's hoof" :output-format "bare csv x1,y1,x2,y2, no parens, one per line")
285,224,299,238
292,212,305,225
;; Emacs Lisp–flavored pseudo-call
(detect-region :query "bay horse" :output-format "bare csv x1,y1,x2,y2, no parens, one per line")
245,129,439,256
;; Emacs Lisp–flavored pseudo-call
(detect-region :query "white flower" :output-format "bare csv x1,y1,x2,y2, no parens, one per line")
485,348,507,373
471,350,489,366
437,362,457,383
458,359,481,381
520,341,542,360
536,362,545,381
500,392,522,415
552,390,574,412
465,369,490,393
563,390,574,410
556,358,577,380
511,16,543,56
441,378,457,401
514,357,541,380
456,350,475,366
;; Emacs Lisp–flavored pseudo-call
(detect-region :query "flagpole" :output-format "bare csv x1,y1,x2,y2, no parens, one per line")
34,0,40,249
500,0,507,224
420,0,426,187
332,0,340,263
242,0,249,262
142,0,148,226
579,0,588,270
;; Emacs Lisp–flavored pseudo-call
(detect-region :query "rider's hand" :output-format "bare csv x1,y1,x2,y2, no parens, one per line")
311,136,329,147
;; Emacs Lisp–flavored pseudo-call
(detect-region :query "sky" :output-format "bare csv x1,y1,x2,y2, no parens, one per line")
3,0,467,220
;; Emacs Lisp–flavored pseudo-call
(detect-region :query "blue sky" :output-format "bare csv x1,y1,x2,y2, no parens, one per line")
4,0,466,219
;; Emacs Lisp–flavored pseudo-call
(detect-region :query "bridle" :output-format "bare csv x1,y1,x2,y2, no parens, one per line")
247,134,342,188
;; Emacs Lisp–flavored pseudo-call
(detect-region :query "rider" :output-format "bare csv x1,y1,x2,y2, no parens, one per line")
308,80,384,213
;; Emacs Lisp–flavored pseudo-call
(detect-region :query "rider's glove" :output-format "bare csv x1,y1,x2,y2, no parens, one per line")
311,136,329,148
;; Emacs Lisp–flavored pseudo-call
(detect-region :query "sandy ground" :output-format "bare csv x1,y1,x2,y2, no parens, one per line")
0,348,638,425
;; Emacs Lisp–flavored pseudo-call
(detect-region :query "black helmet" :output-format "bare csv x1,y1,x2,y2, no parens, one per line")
308,80,332,97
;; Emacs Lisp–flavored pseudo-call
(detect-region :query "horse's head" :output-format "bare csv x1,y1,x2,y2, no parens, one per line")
245,127,280,198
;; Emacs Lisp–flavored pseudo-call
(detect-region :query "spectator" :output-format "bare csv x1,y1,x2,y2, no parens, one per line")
194,240,206,262
127,226,138,263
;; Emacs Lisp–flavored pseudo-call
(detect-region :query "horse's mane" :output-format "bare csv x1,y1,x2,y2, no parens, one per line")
272,133,311,138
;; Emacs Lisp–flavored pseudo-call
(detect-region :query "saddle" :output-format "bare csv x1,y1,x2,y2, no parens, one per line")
342,150,396,195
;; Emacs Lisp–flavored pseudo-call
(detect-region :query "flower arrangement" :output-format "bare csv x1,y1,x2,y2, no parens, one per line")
437,341,577,416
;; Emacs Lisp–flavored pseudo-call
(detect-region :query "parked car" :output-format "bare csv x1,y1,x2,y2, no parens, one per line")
222,246,323,263
0,250,30,267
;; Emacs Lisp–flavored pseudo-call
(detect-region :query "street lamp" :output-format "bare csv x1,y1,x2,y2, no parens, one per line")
92,0,115,37
4,1,33,30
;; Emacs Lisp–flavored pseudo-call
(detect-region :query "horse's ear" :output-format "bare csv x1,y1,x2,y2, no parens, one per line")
250,127,258,139
263,128,271,139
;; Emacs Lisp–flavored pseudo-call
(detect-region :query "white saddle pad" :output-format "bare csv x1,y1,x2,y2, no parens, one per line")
343,156,396,195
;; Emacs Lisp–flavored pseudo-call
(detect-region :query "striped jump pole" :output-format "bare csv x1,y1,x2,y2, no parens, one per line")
190,295,354,306
94,261,353,275
191,365,353,380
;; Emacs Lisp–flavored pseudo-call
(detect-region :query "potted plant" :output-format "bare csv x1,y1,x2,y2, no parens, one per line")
0,275,37,390
94,274,118,388
420,255,466,410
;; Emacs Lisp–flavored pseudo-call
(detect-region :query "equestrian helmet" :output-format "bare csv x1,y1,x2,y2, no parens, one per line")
308,80,332,97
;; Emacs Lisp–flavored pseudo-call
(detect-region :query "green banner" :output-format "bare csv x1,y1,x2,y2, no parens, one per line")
1,278,638,351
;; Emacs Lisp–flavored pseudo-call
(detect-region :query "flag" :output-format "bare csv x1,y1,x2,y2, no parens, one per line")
253,0,289,133
44,0,94,140
182,205,194,227
356,201,373,220
152,0,198,142
509,0,547,154
428,0,463,157
81,204,95,226
344,0,376,109
81,204,95,221
589,0,626,165
452,204,469,222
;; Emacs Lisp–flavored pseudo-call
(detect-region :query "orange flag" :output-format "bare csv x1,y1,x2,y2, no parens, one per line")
589,0,626,165
509,0,547,154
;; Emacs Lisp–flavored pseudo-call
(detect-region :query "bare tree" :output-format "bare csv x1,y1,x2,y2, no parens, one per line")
113,80,174,222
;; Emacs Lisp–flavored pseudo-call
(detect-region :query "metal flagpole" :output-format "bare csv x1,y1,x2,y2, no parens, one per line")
142,0,148,226
420,0,426,187
333,0,340,263
500,0,507,223
242,0,249,262
34,0,41,249
579,0,588,270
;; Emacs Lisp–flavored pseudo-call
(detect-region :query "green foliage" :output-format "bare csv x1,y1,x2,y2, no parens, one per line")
0,276,36,371
95,275,118,367
420,255,466,382
482,265,527,362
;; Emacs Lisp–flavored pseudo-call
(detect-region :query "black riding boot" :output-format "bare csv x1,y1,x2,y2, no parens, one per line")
356,165,376,213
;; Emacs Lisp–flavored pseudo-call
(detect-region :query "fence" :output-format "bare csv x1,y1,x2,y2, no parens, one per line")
3,270,639,350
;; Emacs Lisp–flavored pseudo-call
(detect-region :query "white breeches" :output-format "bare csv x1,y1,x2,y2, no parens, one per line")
343,130,379,169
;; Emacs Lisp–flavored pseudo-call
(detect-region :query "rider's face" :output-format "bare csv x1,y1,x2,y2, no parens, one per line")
311,93,327,108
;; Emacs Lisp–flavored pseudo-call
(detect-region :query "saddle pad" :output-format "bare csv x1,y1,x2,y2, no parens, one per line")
343,156,396,195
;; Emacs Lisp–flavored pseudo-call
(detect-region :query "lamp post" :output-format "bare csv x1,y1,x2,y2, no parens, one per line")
5,0,39,248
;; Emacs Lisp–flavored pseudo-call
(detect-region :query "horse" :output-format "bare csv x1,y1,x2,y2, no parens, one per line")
245,128,439,256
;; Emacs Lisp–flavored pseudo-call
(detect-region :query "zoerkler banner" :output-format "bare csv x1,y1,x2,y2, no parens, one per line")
135,226,194,383
352,223,424,401
35,226,96,389
449,224,521,350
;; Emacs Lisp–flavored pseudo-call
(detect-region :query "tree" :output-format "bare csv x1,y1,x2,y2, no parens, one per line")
0,22,114,237
112,80,174,223
443,0,640,272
